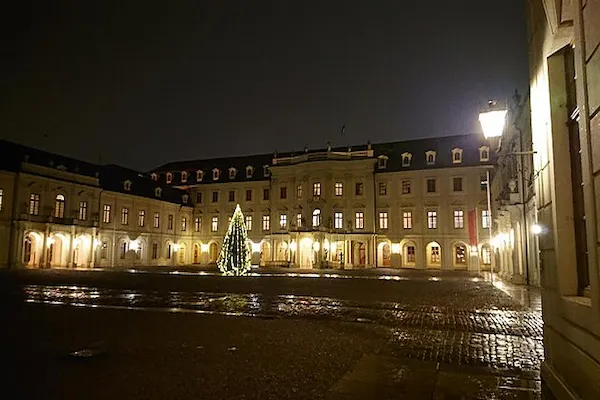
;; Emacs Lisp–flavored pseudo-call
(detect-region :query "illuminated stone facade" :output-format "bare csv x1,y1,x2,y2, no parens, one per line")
1,134,494,270
527,0,600,398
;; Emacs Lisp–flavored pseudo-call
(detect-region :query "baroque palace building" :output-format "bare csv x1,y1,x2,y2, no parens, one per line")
0,134,495,270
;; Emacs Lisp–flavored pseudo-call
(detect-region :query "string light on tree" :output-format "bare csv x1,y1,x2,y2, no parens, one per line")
217,204,252,276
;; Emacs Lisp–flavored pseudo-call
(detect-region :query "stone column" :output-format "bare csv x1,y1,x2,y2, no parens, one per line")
89,228,96,268
41,225,49,268
68,226,75,268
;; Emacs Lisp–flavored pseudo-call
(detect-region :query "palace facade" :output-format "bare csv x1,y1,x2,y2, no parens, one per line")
0,134,495,270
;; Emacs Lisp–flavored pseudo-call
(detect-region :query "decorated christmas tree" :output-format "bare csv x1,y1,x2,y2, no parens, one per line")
217,204,252,276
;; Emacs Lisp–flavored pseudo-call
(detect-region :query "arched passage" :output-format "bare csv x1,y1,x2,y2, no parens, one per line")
377,241,391,267
401,241,417,268
425,241,441,269
193,244,200,264
23,231,43,268
260,241,271,263
452,241,468,269
209,242,219,263
352,241,366,266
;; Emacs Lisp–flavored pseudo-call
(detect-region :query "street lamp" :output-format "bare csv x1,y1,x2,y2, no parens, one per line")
479,100,508,284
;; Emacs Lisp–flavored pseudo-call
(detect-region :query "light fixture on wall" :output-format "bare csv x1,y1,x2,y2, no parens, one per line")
479,100,507,139
391,243,401,254
531,223,543,235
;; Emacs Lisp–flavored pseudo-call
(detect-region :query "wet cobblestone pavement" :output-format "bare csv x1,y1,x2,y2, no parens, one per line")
2,269,544,399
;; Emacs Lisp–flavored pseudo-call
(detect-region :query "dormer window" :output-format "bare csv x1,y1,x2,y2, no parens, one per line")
182,194,189,204
246,166,254,178
181,171,188,183
151,173,158,181
155,187,162,197
166,172,173,184
229,167,237,179
263,165,270,177
378,155,388,169
401,152,412,167
479,146,490,162
212,168,220,181
425,151,436,165
124,180,132,191
196,170,204,182
451,147,463,164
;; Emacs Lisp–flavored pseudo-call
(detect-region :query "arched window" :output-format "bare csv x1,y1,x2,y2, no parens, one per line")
54,194,65,218
312,209,321,228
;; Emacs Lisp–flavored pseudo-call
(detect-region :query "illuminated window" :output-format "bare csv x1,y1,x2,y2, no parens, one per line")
29,194,40,215
280,214,287,229
195,217,201,232
138,210,145,227
296,213,302,228
211,216,218,232
334,212,343,229
121,207,129,225
335,182,343,196
355,211,364,229
262,215,270,231
406,245,416,262
481,245,491,264
427,211,437,229
480,174,488,191
168,214,174,230
245,215,252,231
313,182,321,197
431,246,440,263
100,241,108,259
482,209,491,229
78,201,87,220
312,209,321,227
54,194,65,218
403,211,412,229
181,217,186,231
379,211,388,229
154,212,160,228
455,245,466,264
296,184,302,199
453,210,464,229
102,204,111,223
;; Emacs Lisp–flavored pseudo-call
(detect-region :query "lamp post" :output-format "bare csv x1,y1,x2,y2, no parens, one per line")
479,101,507,284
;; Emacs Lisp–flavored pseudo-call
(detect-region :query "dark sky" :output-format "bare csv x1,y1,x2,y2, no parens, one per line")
2,1,528,171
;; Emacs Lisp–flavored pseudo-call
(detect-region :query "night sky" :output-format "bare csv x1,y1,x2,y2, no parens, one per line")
2,1,528,171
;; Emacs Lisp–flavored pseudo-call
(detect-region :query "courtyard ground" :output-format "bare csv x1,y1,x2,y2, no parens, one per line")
0,269,543,399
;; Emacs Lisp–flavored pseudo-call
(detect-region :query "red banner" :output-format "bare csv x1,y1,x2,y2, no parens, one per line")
468,210,478,247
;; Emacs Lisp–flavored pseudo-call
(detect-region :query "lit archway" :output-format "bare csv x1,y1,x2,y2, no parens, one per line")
23,231,43,268
209,242,219,263
452,242,468,269
377,241,391,267
401,241,417,268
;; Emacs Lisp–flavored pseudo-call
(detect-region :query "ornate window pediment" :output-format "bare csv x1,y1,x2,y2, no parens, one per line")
155,187,162,197
479,146,490,162
229,167,237,179
166,172,173,184
246,166,254,178
196,170,204,182
451,147,463,164
401,152,412,167
124,180,132,191
425,150,436,165
377,155,388,169
263,165,270,177
212,168,220,181
182,194,189,204
181,171,188,183
151,173,158,181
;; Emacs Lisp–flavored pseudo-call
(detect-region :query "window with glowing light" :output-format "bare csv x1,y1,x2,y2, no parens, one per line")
406,246,416,263
378,182,387,195
262,215,270,231
195,217,201,232
121,207,129,225
54,194,65,218
355,211,364,229
245,215,252,231
313,182,321,197
481,245,491,264
138,210,145,227
379,212,388,229
427,211,437,229
455,245,466,264
312,209,321,227
403,211,412,229
296,213,302,228
154,212,160,228
279,214,287,229
211,216,218,232
482,209,490,228
453,210,464,229
334,212,343,229
29,193,40,215
102,204,111,223
168,214,174,230
334,182,343,196
78,201,88,220
296,184,302,199
181,217,186,231
402,180,411,195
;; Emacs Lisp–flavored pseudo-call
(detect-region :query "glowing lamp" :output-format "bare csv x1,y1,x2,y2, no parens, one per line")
173,243,180,252
391,243,401,254
94,238,101,247
129,240,139,251
479,101,507,138
251,242,261,253
471,245,478,255
329,242,337,253
312,241,320,252
281,241,288,250
289,240,297,252
73,238,80,248
46,237,55,247
201,243,209,252
531,223,543,235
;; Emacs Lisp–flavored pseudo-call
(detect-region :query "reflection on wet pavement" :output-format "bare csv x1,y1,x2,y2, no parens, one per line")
22,283,543,374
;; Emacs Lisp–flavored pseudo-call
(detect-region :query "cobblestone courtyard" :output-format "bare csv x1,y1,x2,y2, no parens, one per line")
1,269,543,399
